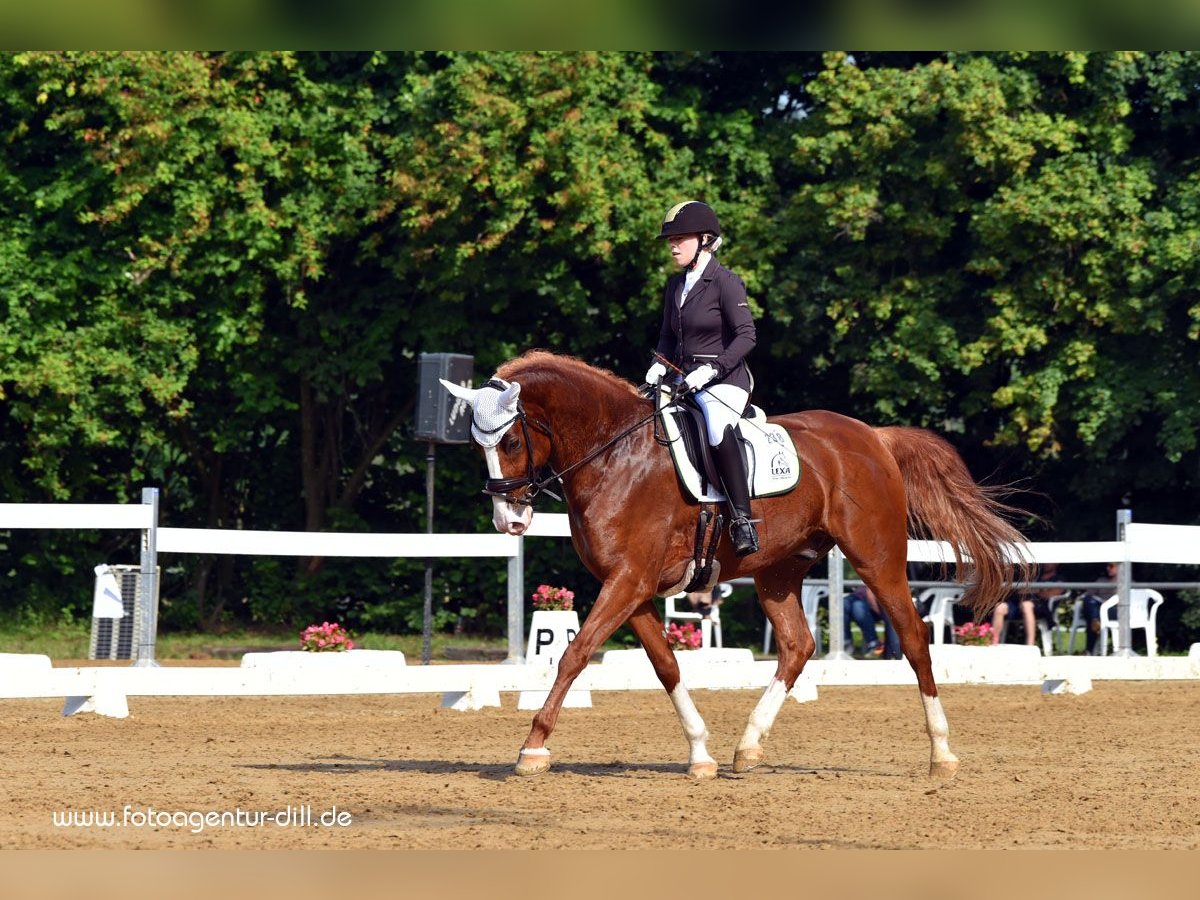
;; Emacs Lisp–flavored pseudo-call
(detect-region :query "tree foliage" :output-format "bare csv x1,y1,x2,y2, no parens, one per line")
1,51,1196,646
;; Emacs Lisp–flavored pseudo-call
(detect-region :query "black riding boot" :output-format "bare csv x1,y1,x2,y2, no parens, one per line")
713,426,759,556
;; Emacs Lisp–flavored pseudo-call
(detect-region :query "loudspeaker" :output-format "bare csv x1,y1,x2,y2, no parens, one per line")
415,352,474,443
89,565,158,660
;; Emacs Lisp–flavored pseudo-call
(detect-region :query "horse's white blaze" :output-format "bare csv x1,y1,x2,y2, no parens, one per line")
669,684,715,766
921,693,957,766
483,445,533,534
736,677,789,753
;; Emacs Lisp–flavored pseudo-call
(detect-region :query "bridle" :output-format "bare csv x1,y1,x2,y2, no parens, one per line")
473,380,561,507
472,378,660,509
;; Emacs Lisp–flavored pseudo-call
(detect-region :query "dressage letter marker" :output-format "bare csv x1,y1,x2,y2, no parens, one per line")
533,626,578,664
519,611,591,710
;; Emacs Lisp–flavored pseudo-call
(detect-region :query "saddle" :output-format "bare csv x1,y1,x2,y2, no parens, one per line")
654,386,800,504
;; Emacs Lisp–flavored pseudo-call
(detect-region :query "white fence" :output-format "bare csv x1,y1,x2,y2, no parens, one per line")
2,494,1198,664
2,489,529,663
1,494,1198,716
808,518,1200,662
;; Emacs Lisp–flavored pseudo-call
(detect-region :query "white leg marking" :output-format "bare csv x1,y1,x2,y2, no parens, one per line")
670,684,715,766
737,677,789,753
921,693,958,766
518,747,550,757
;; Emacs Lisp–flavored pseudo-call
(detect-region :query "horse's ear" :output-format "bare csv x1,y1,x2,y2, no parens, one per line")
496,380,522,410
439,378,480,405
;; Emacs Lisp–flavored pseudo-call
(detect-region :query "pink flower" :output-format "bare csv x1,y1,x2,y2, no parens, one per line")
666,622,702,650
300,621,355,652
531,584,574,611
954,621,994,646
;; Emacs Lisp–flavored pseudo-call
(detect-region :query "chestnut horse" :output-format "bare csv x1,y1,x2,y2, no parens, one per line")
443,350,1029,780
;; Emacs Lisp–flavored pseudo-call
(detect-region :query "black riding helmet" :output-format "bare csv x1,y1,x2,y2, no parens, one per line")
659,201,721,269
658,200,721,240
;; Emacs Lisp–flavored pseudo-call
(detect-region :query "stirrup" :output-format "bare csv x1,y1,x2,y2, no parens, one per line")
729,516,759,557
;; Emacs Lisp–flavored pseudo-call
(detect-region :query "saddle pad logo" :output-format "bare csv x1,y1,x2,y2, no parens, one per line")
770,451,792,479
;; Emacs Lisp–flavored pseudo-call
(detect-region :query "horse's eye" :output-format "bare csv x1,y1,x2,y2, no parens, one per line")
505,436,522,453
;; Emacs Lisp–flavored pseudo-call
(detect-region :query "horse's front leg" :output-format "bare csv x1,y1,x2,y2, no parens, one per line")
734,565,815,773
625,600,718,780
516,574,652,777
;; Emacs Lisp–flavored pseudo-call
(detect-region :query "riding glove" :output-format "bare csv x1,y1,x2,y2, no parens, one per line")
644,361,668,386
684,364,717,392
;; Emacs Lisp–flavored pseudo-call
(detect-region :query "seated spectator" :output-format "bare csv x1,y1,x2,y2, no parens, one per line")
685,582,730,619
990,561,1062,646
843,585,901,659
1080,562,1119,655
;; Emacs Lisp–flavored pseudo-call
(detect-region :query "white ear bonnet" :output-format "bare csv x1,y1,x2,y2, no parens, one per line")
439,377,523,448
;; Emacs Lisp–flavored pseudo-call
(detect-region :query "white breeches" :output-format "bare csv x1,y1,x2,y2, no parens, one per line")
694,382,749,445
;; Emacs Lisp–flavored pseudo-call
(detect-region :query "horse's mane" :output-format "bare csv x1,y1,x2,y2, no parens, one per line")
495,350,642,400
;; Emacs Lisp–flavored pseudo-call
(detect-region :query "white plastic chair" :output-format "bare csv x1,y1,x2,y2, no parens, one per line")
919,588,963,644
1097,589,1164,656
665,583,731,648
762,585,827,655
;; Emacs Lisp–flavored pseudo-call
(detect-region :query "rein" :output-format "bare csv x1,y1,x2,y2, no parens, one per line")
477,379,661,509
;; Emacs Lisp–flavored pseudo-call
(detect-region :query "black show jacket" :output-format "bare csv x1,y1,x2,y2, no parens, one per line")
653,256,756,392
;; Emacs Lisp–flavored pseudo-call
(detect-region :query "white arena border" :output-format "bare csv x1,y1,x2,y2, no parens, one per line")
2,644,1199,719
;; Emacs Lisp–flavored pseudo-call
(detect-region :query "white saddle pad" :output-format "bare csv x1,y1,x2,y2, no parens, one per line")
658,397,800,504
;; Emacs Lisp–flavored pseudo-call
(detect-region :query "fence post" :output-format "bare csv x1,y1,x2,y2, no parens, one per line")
1114,508,1134,657
825,547,851,659
421,442,436,665
133,487,160,667
506,537,526,663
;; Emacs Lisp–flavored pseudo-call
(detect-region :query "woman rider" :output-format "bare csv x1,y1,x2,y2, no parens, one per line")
643,200,759,556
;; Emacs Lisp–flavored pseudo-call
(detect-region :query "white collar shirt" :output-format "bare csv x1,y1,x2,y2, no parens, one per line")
678,251,712,306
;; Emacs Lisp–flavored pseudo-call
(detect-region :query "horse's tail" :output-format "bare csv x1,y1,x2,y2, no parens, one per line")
875,426,1032,618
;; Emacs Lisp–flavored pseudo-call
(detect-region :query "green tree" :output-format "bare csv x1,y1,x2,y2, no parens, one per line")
775,51,1199,534
2,51,1196,648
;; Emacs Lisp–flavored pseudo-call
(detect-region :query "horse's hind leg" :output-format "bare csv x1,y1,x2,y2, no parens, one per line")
854,559,959,781
626,601,718,780
734,560,816,773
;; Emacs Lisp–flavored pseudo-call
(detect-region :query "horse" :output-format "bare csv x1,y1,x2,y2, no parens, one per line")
442,350,1030,780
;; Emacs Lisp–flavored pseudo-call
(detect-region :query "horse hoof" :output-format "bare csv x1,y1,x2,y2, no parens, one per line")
687,761,718,780
515,749,551,776
732,748,765,773
929,758,959,781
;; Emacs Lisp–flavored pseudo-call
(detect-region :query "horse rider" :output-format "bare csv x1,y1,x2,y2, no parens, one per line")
643,200,760,557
